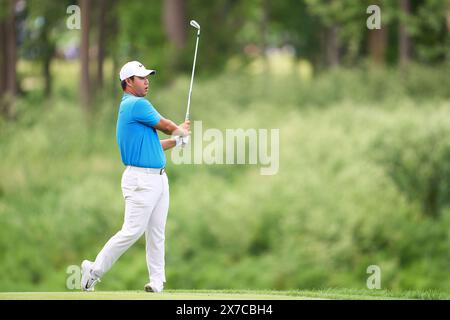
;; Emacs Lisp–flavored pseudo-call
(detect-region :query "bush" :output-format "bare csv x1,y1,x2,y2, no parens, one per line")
373,114,450,218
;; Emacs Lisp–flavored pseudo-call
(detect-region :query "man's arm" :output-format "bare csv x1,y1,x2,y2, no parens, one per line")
153,117,190,136
160,138,176,151
153,117,179,135
161,135,190,151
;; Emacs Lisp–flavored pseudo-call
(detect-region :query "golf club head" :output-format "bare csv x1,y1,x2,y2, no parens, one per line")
190,20,200,30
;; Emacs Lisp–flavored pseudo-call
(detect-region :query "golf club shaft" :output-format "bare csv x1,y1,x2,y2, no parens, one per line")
186,30,200,122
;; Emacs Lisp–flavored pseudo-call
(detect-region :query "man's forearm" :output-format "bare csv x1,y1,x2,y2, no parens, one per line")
161,120,179,135
154,118,181,135
160,139,177,151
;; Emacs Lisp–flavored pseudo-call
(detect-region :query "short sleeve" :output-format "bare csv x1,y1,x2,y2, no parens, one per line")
132,99,162,127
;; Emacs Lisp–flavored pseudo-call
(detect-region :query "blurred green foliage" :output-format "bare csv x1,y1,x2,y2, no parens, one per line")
374,116,450,218
13,0,450,79
0,62,449,292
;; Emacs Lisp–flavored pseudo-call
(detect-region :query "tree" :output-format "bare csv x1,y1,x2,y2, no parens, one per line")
96,0,107,90
0,0,17,119
0,9,5,104
106,0,120,96
270,0,322,64
114,1,166,77
325,24,340,66
410,0,450,63
185,0,251,72
304,0,367,67
163,0,187,49
80,0,91,110
399,0,412,66
368,26,387,65
24,1,67,98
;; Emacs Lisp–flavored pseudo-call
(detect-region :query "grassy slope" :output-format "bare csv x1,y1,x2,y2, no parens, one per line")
0,289,448,300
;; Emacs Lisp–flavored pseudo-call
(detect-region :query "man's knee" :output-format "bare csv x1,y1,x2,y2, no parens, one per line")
120,226,146,241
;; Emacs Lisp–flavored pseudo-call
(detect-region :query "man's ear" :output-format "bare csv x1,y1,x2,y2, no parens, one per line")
125,78,134,88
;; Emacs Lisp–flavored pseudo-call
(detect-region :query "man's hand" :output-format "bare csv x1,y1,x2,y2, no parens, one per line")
174,135,190,148
179,120,190,136
181,135,189,148
179,121,190,148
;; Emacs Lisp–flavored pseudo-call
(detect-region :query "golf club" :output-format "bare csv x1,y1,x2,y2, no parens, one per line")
185,20,201,122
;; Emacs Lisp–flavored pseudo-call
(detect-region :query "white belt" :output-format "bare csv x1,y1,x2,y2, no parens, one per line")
126,166,166,175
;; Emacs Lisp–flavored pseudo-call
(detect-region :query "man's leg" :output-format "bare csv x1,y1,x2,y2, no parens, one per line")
145,174,170,291
90,171,162,279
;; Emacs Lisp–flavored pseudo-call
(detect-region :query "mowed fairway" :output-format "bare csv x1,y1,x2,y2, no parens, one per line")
0,291,320,300
0,289,447,300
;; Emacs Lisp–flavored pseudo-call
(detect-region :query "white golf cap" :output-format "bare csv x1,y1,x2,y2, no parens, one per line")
119,61,156,81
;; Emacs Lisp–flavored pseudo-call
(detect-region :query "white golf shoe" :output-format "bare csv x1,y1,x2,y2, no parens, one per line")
144,282,163,293
81,260,100,292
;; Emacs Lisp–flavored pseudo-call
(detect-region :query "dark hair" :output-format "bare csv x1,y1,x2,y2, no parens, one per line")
121,76,134,90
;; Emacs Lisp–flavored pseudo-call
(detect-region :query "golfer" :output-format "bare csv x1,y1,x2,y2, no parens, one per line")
80,61,190,293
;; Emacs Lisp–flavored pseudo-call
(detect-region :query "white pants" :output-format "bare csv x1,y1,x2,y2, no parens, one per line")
91,166,169,290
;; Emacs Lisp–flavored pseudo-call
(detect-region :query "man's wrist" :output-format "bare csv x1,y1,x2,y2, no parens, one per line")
172,126,188,137
174,136,183,147
173,135,189,147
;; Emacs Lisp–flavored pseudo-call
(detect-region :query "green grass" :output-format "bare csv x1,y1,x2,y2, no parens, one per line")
0,289,448,300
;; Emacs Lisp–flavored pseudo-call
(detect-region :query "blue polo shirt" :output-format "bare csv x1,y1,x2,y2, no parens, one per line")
116,93,165,168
